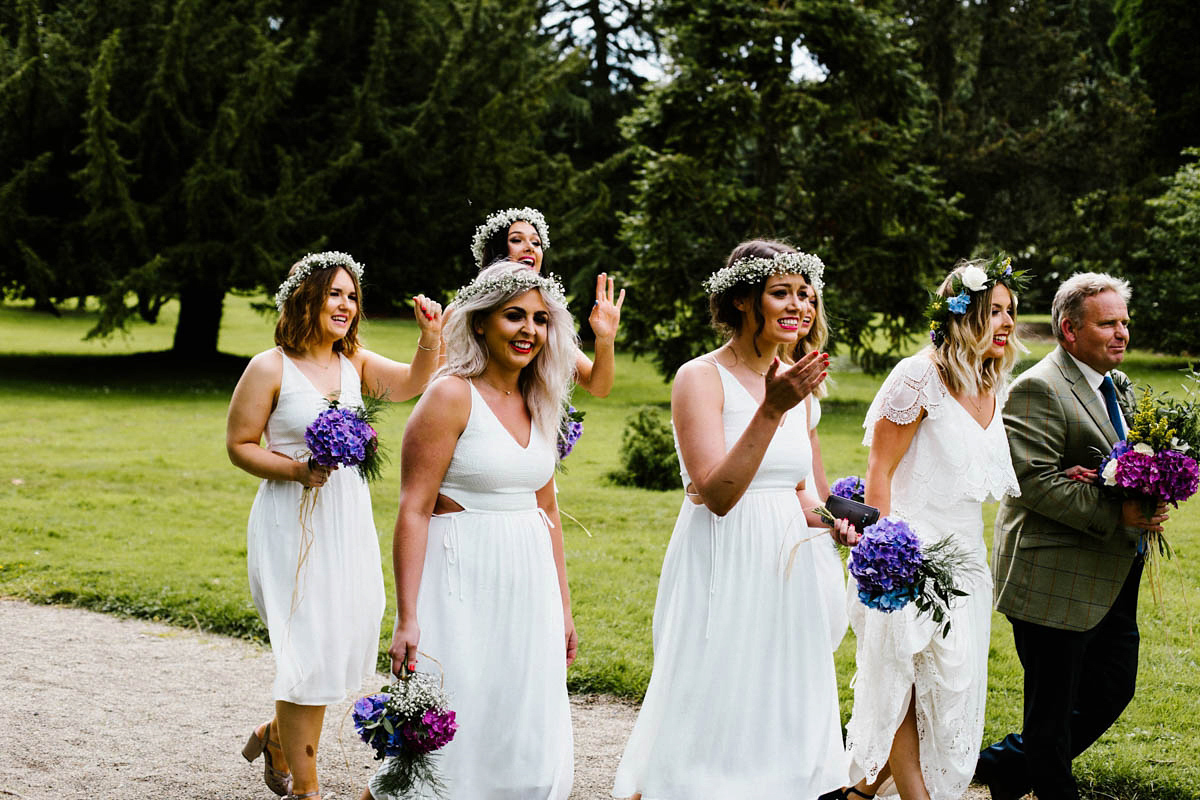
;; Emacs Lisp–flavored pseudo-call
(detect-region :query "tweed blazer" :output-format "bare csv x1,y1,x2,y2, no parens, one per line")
993,345,1139,631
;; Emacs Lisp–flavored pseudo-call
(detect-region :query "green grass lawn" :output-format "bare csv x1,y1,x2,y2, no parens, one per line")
1,296,1197,798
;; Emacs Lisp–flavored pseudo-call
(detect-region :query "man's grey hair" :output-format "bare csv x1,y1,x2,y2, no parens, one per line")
1051,272,1132,343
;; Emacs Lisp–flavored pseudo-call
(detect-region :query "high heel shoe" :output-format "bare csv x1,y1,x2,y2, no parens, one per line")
242,721,292,796
818,788,875,800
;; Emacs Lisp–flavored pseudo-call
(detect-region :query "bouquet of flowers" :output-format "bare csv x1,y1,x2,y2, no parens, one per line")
353,670,458,798
848,516,979,637
1095,373,1200,600
830,475,866,502
556,404,585,464
305,393,387,483
293,393,387,612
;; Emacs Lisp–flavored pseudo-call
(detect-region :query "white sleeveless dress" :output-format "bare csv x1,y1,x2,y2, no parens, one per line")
370,380,573,800
808,396,850,650
245,350,386,705
845,354,1019,799
612,361,848,800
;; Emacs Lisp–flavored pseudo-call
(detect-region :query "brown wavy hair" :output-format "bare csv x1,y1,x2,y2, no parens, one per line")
709,239,830,396
274,262,364,355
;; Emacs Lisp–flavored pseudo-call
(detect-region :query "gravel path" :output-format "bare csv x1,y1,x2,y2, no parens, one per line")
0,598,994,799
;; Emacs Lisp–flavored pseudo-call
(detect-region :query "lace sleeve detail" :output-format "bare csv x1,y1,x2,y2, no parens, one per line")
862,355,947,446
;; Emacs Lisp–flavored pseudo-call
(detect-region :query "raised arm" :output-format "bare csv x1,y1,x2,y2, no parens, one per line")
358,295,443,402
388,376,469,675
675,351,827,517
572,273,625,397
226,350,328,487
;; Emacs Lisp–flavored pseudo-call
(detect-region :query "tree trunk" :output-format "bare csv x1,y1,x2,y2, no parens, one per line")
172,282,225,357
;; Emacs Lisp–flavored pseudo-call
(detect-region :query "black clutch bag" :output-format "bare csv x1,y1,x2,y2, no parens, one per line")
825,494,880,531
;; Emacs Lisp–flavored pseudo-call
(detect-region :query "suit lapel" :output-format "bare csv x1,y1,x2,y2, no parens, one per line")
1051,347,1121,447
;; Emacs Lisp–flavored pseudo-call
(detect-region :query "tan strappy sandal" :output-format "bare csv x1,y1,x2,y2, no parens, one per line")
241,721,292,796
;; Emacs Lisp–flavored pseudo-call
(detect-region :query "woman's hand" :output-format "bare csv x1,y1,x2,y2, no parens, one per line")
830,516,861,547
388,618,421,677
587,273,625,343
413,294,444,343
762,351,828,418
1064,464,1098,483
564,612,579,666
294,459,333,488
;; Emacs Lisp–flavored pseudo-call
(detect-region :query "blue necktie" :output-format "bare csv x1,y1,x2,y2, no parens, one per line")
1101,375,1126,441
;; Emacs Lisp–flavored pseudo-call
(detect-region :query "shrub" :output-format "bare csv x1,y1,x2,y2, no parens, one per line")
609,406,680,491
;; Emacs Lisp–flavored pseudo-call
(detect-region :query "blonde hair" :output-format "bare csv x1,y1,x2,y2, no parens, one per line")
440,261,578,444
928,259,1023,395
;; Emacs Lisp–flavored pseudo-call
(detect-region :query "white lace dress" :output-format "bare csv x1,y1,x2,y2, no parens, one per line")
246,350,386,705
370,380,572,800
612,361,848,800
845,354,1019,799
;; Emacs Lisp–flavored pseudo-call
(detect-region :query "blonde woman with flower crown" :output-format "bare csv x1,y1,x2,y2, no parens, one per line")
226,252,443,800
822,257,1025,800
361,260,579,800
612,240,851,800
439,207,624,396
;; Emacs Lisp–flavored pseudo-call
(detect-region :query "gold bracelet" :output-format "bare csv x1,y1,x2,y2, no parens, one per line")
416,341,440,352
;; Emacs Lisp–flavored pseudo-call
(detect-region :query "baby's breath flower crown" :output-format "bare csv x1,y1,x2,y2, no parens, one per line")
274,251,365,312
453,268,567,309
702,251,825,296
471,207,551,268
925,253,1031,348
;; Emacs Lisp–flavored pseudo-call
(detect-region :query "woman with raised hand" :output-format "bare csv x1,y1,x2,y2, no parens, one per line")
361,260,578,800
612,240,851,800
457,206,624,397
226,251,443,800
824,257,1025,800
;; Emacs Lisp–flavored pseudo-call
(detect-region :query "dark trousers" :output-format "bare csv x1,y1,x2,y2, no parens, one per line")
977,559,1142,800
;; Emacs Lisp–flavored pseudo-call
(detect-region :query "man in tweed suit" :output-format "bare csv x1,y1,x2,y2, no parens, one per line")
976,273,1168,800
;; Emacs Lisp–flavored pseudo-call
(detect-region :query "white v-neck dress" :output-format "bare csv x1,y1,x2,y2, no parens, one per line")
846,353,1019,799
612,361,848,799
245,349,386,705
370,379,573,799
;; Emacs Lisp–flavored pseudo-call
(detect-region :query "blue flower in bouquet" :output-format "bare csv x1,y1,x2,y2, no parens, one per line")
861,584,919,612
831,475,866,502
849,516,924,601
354,671,457,798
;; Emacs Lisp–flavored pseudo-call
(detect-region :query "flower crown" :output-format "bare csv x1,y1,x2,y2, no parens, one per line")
453,268,567,309
925,253,1030,348
702,250,825,296
471,207,551,268
274,251,364,312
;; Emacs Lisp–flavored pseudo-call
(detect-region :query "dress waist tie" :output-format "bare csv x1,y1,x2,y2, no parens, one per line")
437,507,553,601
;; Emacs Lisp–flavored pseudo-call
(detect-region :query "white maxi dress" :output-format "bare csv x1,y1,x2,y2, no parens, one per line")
845,354,1019,799
371,380,573,799
246,350,386,705
612,361,848,800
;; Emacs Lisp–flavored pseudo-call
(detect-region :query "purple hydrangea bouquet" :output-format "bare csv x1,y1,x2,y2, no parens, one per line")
305,393,387,483
830,475,866,502
556,404,585,465
1095,375,1200,599
354,669,458,798
848,516,978,637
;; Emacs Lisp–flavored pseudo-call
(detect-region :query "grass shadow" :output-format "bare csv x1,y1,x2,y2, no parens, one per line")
0,351,250,394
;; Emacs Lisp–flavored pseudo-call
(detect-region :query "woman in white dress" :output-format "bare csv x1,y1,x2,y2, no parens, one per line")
227,252,443,800
827,257,1024,800
612,240,853,800
361,260,578,799
445,207,624,396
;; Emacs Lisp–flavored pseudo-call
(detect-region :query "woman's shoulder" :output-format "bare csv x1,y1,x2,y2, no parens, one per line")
425,373,471,402
673,354,723,392
243,347,285,379
410,374,472,430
